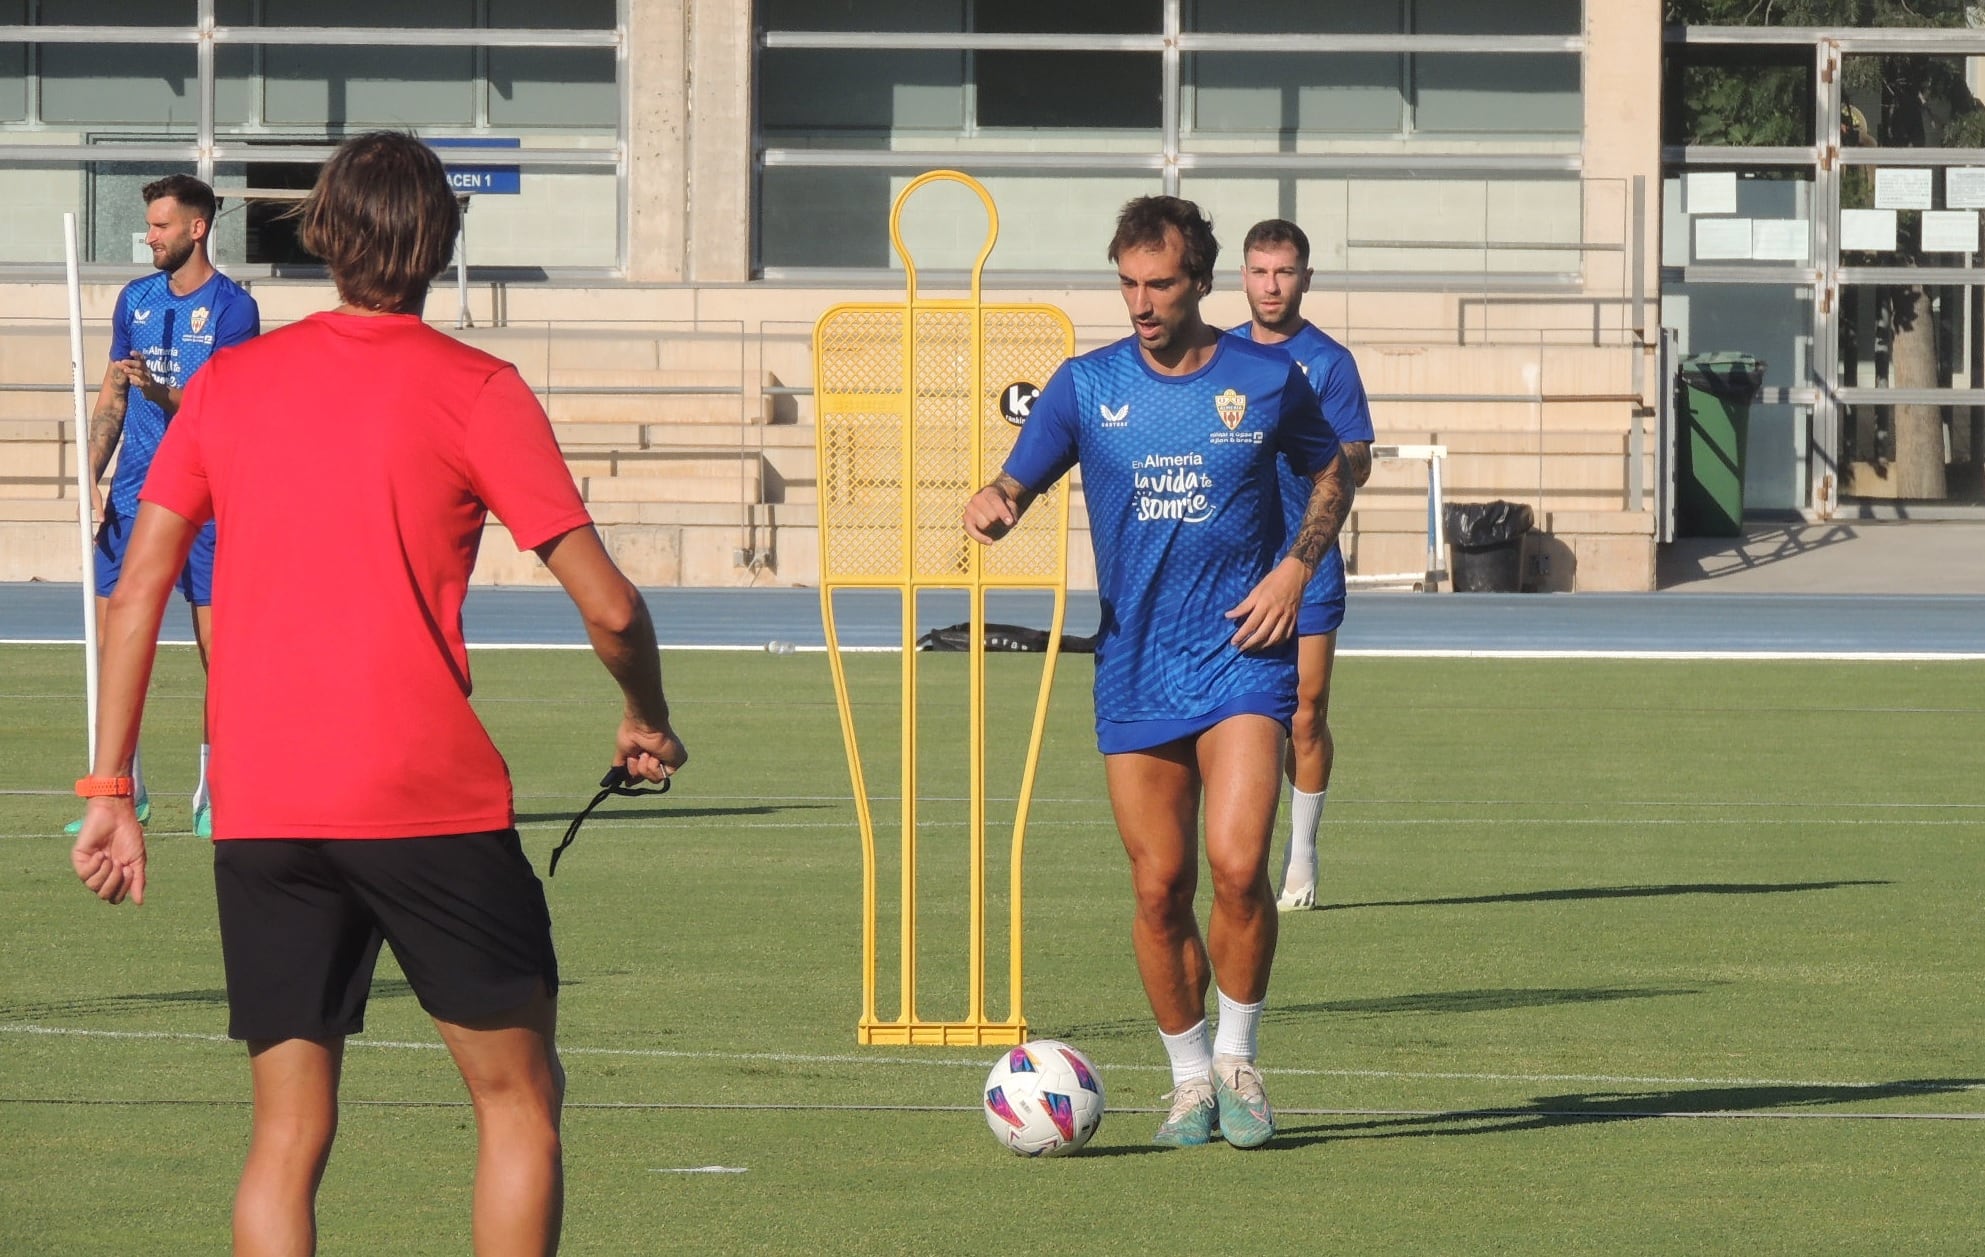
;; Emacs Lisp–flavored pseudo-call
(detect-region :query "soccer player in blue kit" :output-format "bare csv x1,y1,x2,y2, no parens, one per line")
1231,219,1376,911
73,175,260,838
965,198,1353,1148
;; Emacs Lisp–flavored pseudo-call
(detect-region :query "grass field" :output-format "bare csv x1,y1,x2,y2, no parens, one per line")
2,641,1982,1255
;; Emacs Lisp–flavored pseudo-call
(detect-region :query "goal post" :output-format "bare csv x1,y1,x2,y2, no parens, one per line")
1344,443,1450,593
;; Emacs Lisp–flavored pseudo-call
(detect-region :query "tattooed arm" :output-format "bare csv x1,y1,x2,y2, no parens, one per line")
1341,440,1374,488
1225,451,1355,651
1285,451,1354,571
84,360,131,520
963,472,1040,545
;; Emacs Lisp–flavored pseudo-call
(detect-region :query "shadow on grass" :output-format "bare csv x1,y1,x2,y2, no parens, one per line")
1326,880,1891,912
1276,986,1709,1019
1271,1077,1985,1149
1053,985,1703,1041
2,978,420,1022
512,803,825,825
1060,1142,1176,1159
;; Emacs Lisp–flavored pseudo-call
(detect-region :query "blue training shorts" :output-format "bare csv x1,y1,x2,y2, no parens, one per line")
1298,545,1348,637
93,502,216,606
1096,691,1295,755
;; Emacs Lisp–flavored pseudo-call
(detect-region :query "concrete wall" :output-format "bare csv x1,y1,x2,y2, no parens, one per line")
0,0,1664,592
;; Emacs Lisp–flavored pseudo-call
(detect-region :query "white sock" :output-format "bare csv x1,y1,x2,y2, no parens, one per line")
131,744,147,803
1158,1019,1213,1088
1281,787,1325,892
1213,989,1264,1062
191,743,211,811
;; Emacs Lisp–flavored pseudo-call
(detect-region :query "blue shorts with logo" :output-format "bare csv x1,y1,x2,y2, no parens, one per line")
1096,691,1295,755
93,501,216,606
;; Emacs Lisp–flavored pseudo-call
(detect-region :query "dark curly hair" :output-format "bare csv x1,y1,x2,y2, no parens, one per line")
1108,196,1218,294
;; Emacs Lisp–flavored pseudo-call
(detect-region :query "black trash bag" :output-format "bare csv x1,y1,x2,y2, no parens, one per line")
1444,501,1534,548
916,622,1098,653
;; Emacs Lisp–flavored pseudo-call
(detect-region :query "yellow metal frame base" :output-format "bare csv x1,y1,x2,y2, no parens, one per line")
859,1018,1030,1047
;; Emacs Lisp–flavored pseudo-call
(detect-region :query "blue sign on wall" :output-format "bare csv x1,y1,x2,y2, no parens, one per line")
427,138,522,195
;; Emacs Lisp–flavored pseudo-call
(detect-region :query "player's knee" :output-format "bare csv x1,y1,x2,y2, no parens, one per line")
1289,703,1326,752
250,1107,338,1176
1205,854,1271,907
1131,869,1197,925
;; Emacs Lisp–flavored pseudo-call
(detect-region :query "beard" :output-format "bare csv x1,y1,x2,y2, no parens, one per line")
152,238,195,273
1248,298,1298,332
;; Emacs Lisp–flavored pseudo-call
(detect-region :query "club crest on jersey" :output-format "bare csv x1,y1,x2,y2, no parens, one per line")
190,306,210,334
1099,403,1129,427
1214,389,1247,430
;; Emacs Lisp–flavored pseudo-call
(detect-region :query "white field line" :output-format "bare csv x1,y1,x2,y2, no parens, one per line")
4,813,1985,840
5,1096,1981,1122
4,1022,1980,1102
7,636,1985,661
8,788,1985,809
4,814,1985,840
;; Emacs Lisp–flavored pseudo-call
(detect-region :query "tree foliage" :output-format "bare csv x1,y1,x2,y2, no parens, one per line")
1668,0,1980,26
1668,0,1985,148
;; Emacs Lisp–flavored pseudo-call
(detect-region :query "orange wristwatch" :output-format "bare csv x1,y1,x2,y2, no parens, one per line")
75,776,135,799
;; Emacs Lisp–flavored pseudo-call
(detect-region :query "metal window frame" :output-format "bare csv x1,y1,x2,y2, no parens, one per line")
0,4,628,275
752,4,1590,280
1664,24,1985,520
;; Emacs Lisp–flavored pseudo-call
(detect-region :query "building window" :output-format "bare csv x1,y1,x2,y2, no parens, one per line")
755,0,1587,278
0,0,622,272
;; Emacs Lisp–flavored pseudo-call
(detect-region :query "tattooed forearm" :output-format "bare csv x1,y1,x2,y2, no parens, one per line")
86,406,125,483
992,472,1038,518
1287,453,1353,571
1344,440,1374,488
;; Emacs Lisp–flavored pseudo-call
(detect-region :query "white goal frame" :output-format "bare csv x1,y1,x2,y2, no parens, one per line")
1344,443,1449,593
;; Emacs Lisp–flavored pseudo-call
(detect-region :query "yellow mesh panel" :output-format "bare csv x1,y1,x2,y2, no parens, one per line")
820,412,904,579
980,308,1074,582
911,309,974,580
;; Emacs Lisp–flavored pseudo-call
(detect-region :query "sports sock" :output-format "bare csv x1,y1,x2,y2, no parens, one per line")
1213,990,1264,1062
191,743,211,811
1159,1019,1213,1088
1281,787,1325,891
131,744,147,803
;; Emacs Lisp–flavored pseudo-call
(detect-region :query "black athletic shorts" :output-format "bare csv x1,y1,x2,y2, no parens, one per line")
212,829,559,1042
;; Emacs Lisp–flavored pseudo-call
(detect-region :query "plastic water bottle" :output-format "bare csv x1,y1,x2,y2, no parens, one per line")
765,640,796,655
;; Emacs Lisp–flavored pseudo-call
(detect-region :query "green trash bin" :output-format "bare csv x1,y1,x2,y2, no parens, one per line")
1674,352,1767,538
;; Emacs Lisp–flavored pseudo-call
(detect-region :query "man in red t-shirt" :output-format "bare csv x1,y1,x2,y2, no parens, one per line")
70,132,684,1256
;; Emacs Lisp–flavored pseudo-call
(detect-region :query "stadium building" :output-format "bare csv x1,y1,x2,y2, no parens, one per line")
1,3,1978,590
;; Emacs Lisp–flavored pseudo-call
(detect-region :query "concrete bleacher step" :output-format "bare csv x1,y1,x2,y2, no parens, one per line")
0,393,78,422
584,499,769,527
0,486,67,508
582,473,762,505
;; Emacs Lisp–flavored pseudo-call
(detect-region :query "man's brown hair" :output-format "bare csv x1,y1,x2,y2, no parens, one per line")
299,132,459,314
1108,196,1219,294
1241,218,1310,268
142,174,217,227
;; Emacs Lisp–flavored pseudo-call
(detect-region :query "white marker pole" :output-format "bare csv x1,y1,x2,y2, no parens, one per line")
64,212,99,767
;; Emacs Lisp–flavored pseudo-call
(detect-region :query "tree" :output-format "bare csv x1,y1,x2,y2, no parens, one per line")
1667,0,1985,501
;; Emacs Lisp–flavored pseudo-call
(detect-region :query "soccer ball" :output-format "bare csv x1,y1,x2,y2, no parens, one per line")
982,1039,1105,1156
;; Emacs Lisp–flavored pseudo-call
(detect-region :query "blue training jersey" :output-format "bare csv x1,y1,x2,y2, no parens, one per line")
107,270,260,518
1227,320,1374,608
1004,334,1340,732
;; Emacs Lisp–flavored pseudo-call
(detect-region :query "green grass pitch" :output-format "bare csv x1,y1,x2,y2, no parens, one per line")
2,641,1982,1254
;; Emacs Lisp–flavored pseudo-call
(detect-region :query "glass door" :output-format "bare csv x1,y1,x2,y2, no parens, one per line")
1824,41,1985,513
